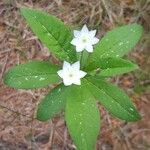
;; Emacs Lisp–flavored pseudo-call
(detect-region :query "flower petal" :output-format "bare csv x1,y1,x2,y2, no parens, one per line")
73,78,81,85
72,61,80,70
73,30,81,38
76,44,85,52
81,24,89,33
92,37,99,45
63,61,71,70
57,70,64,78
85,44,93,52
78,70,87,78
89,30,96,37
71,38,79,46
63,78,73,86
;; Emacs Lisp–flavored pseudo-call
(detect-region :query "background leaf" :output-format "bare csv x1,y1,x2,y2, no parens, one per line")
37,84,68,121
89,24,143,61
20,7,76,62
85,57,138,77
4,61,60,89
86,77,141,121
65,84,100,150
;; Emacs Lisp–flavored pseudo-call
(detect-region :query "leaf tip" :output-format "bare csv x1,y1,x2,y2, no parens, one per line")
20,6,32,17
3,71,10,86
36,110,49,122
133,111,142,121
20,6,27,13
127,110,141,122
133,63,139,70
132,23,143,36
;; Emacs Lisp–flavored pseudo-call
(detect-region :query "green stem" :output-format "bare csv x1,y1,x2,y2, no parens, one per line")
77,52,82,61
81,50,89,69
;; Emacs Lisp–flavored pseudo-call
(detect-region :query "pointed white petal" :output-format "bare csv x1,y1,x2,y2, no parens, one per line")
58,60,87,86
85,44,93,52
57,70,64,78
81,24,89,33
76,44,85,52
92,37,99,44
73,30,81,37
89,30,96,37
73,78,81,85
71,38,78,46
72,61,80,70
78,70,87,78
63,78,73,86
63,61,71,70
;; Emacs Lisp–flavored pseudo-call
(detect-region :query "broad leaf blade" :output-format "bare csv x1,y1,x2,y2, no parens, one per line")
4,61,60,89
20,7,76,62
86,77,141,121
85,57,138,77
90,24,143,61
37,84,67,121
65,84,100,150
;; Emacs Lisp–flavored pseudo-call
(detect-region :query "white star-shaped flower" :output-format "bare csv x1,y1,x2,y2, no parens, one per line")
57,61,87,86
71,24,99,53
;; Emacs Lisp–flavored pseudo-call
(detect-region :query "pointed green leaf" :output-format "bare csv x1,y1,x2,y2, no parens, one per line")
86,77,141,121
3,61,60,89
37,84,68,121
65,84,100,150
90,24,143,61
85,57,138,77
20,7,76,62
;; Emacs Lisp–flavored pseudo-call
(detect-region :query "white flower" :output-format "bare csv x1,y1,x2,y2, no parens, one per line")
57,61,87,86
71,24,99,53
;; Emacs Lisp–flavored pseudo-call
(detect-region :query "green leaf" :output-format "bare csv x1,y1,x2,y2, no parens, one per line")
20,7,76,62
85,57,138,77
65,84,100,150
90,24,143,61
4,61,60,89
37,84,68,121
86,77,141,121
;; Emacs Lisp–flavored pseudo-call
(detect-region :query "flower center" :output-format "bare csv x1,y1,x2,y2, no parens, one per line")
69,73,73,78
82,37,87,43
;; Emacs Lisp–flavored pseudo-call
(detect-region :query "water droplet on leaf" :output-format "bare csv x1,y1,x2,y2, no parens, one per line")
119,42,123,46
39,77,45,81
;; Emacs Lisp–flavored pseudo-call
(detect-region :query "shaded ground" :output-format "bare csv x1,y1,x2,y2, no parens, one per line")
0,0,150,149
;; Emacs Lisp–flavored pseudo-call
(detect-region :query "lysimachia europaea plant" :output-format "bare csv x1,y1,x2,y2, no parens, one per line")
3,7,143,150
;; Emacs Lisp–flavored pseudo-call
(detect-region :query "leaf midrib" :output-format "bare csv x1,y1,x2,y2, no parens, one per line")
87,60,137,71
97,66,136,71
85,78,134,117
9,73,58,78
93,28,139,58
28,11,70,57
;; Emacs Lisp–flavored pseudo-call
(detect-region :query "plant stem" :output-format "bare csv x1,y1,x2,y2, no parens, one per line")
77,52,82,61
81,50,89,69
